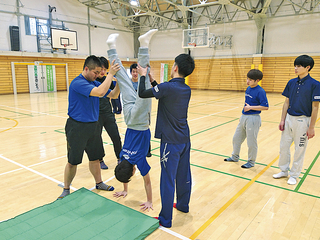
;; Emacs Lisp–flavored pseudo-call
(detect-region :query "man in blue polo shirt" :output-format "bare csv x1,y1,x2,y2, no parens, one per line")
138,53,195,228
58,55,120,199
224,69,269,168
273,55,320,185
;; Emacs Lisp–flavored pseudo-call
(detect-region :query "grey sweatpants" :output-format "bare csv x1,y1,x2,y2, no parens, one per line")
231,114,261,164
107,48,152,131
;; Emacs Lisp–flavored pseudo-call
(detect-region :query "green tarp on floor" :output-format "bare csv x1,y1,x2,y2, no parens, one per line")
0,188,159,240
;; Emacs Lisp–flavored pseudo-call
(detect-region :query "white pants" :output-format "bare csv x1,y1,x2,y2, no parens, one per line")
279,113,310,178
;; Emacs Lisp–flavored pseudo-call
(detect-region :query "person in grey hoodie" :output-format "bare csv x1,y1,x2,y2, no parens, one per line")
107,29,158,211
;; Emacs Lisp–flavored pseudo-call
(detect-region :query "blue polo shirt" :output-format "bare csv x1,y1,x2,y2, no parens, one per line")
152,78,191,144
242,85,269,115
282,74,320,117
132,81,138,91
68,74,111,122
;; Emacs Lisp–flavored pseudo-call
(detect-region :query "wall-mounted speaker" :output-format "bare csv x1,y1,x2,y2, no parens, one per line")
9,26,20,51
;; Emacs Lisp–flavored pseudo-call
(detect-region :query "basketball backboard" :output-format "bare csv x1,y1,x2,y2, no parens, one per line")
51,28,78,50
182,27,209,48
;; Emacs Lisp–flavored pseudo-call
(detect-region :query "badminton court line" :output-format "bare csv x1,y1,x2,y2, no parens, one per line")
0,104,67,119
189,106,239,122
0,154,77,191
0,155,66,177
0,117,18,133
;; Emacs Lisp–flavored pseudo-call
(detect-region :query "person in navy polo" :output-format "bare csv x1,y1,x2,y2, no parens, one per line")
273,55,320,185
58,56,120,199
137,53,195,228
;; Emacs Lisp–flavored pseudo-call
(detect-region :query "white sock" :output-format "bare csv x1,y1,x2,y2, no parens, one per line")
138,29,158,48
106,33,119,49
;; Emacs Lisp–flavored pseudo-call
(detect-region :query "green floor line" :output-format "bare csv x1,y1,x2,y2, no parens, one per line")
52,127,320,180
0,108,34,117
274,101,284,106
190,163,320,199
256,181,320,199
190,118,239,137
190,163,251,181
54,129,65,134
294,150,320,192
152,154,320,199
303,172,320,178
190,148,280,169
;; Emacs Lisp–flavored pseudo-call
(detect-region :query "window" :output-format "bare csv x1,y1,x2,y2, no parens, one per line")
25,16,49,36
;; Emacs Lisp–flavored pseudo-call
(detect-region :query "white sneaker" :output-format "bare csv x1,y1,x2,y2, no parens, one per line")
287,177,297,185
273,171,288,179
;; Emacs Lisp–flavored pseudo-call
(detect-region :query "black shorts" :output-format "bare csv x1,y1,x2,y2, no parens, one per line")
65,118,105,165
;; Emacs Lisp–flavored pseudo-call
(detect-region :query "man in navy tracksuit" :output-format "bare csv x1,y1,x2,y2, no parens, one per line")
138,53,195,228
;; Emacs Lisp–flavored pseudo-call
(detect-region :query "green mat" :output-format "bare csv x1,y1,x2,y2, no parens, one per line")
0,188,159,240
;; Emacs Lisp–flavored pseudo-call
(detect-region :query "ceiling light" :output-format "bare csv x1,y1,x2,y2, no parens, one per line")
129,0,139,6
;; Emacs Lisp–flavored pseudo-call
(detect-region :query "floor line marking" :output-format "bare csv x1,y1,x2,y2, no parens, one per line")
0,155,66,177
189,107,239,122
294,150,320,192
159,226,191,240
0,154,77,191
0,117,18,133
88,176,115,191
189,155,280,240
0,105,67,119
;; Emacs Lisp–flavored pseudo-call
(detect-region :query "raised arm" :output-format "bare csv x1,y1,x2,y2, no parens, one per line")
90,60,120,97
107,78,120,99
137,63,156,98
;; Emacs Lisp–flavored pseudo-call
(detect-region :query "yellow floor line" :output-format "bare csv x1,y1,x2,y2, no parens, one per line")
0,117,18,133
190,155,280,240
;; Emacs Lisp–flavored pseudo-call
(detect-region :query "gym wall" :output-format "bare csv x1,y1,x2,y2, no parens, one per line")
0,0,319,94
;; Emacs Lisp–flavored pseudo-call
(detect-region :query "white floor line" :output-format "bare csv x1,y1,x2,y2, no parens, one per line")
189,106,239,122
10,126,65,129
88,176,115,191
0,155,66,177
159,226,191,240
0,154,77,191
0,105,67,119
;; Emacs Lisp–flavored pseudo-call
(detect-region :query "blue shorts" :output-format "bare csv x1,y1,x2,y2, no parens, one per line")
120,128,151,176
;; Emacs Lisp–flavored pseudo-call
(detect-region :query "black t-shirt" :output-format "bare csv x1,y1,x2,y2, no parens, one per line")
96,76,114,114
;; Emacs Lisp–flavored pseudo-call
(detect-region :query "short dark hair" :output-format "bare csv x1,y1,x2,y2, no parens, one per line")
83,55,102,70
247,69,263,81
114,160,133,183
99,56,109,69
174,54,195,78
294,55,314,71
130,63,138,73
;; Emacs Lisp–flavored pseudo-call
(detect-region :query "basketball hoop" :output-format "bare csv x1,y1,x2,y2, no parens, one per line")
188,42,197,48
63,44,73,48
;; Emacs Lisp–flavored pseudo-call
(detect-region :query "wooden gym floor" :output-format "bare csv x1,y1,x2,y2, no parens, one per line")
1,90,320,240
